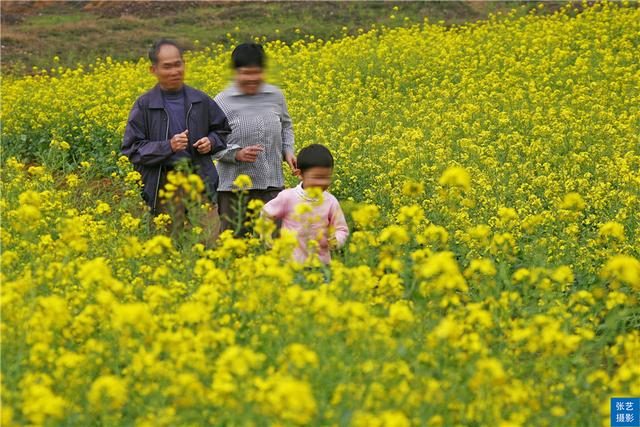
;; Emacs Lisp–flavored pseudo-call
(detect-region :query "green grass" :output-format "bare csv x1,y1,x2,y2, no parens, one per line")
22,11,87,26
1,1,567,75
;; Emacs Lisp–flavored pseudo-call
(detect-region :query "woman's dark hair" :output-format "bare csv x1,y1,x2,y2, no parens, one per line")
232,43,266,69
149,39,183,64
297,144,334,172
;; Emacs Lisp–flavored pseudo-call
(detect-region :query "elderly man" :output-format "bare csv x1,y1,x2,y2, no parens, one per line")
122,39,231,241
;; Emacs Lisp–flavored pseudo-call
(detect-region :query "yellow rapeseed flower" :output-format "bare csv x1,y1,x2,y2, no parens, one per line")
88,375,128,412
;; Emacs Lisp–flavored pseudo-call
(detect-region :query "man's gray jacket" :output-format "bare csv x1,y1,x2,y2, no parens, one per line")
122,84,231,213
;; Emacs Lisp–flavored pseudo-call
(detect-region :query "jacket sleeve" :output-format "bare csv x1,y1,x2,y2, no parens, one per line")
121,100,173,166
280,92,295,158
207,98,231,156
262,191,288,220
329,199,349,248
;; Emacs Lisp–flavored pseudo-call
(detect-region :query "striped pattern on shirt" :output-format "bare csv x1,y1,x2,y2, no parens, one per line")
214,83,295,191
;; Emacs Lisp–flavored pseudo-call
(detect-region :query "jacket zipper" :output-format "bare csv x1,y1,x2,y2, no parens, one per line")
153,109,170,213
186,103,193,155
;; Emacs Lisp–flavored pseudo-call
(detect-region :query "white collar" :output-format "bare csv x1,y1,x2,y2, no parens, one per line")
294,182,325,202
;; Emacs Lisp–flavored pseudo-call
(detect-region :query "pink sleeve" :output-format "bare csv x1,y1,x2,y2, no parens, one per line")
262,191,289,220
329,199,349,247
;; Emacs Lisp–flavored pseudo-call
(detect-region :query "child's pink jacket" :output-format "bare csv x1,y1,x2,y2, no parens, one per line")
262,183,349,263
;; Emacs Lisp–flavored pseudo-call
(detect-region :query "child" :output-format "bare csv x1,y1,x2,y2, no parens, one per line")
262,144,349,264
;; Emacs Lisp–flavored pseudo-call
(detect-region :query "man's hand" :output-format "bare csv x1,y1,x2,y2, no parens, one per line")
170,130,189,152
193,137,212,154
235,144,265,162
284,152,297,172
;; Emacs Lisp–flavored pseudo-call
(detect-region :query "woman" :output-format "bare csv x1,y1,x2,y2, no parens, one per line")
214,43,296,235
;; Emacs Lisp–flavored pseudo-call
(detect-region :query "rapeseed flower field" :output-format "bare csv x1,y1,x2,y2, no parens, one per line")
1,2,639,426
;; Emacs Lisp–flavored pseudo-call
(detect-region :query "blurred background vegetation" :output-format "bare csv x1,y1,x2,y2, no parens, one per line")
1,1,575,74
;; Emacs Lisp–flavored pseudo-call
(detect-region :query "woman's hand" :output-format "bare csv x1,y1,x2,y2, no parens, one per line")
284,152,297,172
235,144,265,162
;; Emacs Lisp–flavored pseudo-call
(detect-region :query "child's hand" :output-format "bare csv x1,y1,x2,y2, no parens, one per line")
328,235,339,250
